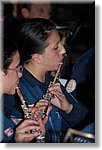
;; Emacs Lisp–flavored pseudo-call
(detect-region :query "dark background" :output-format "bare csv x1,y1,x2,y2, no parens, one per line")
50,2,95,79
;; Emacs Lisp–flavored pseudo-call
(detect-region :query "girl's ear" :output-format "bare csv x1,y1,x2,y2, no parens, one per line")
21,8,29,19
32,54,43,63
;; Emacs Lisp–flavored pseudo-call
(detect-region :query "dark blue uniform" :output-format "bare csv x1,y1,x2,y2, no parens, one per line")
66,47,95,142
19,67,88,143
1,95,22,142
66,47,95,111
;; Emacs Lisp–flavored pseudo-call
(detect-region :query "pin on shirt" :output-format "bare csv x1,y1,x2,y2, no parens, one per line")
11,117,22,125
4,127,14,137
66,79,76,93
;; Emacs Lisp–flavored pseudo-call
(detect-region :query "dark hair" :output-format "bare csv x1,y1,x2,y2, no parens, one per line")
16,18,56,63
3,37,17,70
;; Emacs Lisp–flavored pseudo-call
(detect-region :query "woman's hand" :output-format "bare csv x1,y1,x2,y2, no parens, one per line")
49,83,73,113
15,119,41,143
28,104,52,135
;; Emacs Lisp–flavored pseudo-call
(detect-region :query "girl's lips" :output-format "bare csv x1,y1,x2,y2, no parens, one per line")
60,54,67,64
58,59,63,64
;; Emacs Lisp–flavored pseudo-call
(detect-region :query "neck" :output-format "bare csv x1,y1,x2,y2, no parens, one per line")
24,62,46,83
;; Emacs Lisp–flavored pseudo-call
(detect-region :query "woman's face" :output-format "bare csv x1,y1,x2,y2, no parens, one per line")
3,51,22,95
40,29,66,72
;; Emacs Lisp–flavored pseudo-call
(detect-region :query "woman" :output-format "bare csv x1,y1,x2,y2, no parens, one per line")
0,37,48,143
16,18,88,143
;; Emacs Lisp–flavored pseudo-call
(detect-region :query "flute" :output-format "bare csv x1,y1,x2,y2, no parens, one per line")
16,86,45,143
41,54,67,119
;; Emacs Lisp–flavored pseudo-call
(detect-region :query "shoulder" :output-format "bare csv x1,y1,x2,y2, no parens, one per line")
0,112,15,142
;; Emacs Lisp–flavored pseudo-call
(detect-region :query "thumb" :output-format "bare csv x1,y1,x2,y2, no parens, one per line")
42,115,48,125
42,106,52,125
46,106,52,116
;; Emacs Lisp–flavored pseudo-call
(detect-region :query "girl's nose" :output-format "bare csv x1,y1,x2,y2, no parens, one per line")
60,43,66,55
18,72,22,78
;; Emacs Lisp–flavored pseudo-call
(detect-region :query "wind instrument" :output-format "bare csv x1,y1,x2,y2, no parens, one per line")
16,86,45,143
40,54,67,119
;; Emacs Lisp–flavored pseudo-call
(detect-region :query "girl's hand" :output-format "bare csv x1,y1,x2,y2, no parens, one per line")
49,83,73,113
15,119,41,143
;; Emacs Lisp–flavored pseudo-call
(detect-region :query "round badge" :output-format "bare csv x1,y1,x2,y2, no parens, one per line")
66,79,76,93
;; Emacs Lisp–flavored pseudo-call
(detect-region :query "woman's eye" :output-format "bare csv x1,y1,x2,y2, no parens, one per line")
54,46,58,50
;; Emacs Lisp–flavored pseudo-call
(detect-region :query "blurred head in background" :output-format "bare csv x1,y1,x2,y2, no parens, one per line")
17,2,51,21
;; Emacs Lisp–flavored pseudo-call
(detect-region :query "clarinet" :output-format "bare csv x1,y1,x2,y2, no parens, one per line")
40,54,67,119
16,86,45,143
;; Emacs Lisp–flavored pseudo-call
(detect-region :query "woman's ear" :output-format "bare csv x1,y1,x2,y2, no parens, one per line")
32,54,43,63
21,8,29,19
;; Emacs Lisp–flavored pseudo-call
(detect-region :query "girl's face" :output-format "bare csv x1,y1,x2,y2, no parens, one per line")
40,29,66,72
2,51,22,95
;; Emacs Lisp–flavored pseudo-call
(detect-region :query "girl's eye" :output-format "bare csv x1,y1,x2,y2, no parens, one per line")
54,46,58,50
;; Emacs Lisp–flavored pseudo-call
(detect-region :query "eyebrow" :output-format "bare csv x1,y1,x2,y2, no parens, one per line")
53,41,59,46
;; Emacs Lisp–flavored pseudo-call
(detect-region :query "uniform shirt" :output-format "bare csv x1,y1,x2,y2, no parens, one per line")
66,47,95,112
1,95,22,142
19,67,88,143
65,47,95,140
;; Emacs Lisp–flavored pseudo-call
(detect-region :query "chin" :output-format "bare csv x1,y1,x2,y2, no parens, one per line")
9,89,16,95
55,65,59,71
54,65,59,70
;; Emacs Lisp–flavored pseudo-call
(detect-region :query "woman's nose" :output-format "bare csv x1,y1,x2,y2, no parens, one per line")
60,44,66,55
18,72,22,78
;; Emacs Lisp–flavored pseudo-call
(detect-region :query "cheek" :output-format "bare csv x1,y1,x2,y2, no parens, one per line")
6,73,18,94
29,9,38,18
50,52,58,60
47,52,58,60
